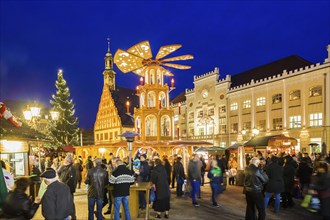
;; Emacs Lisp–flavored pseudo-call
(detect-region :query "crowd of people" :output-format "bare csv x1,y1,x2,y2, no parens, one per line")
243,151,330,220
0,150,329,220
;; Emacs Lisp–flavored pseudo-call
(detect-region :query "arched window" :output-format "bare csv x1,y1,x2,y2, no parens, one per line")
150,69,155,84
140,92,145,107
136,117,141,134
147,92,156,107
309,86,322,97
161,115,171,136
289,90,301,100
145,115,157,136
159,92,166,108
157,69,162,85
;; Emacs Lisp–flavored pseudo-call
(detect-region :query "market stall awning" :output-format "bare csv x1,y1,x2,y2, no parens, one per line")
227,143,242,150
62,146,75,152
244,135,297,148
167,140,213,146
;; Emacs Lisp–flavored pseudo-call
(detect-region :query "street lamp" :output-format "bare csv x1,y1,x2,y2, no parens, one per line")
252,127,260,136
23,105,41,129
119,131,140,171
50,110,59,121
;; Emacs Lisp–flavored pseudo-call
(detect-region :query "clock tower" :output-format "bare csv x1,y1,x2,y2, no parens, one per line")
103,39,116,90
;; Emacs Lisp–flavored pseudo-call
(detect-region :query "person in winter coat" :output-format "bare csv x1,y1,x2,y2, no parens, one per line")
58,155,76,220
173,156,185,197
188,154,202,207
207,159,223,207
264,156,284,213
85,158,108,220
40,168,74,220
2,177,40,219
282,155,296,208
244,157,269,220
109,159,135,220
296,157,313,194
163,156,172,186
73,159,83,189
151,158,170,219
136,154,149,209
310,162,330,220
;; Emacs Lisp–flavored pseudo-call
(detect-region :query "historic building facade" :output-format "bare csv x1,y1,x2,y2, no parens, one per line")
172,45,330,154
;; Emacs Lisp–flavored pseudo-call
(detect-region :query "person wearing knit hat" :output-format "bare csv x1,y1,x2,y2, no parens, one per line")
58,154,77,220
40,168,73,220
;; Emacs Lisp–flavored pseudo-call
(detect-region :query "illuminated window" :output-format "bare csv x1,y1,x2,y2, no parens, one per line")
289,115,301,128
231,123,238,133
208,108,214,116
310,113,322,127
289,90,301,100
243,121,251,130
219,125,226,134
199,128,205,136
273,118,282,130
243,100,251,109
272,94,282,104
258,120,266,131
256,97,266,106
230,102,238,111
309,86,322,97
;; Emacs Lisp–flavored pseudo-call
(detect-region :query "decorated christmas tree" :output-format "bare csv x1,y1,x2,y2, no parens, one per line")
48,69,79,146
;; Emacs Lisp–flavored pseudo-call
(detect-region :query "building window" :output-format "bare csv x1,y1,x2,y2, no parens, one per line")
188,112,194,120
198,110,203,118
273,118,282,130
110,132,113,140
231,123,238,133
189,128,194,136
219,125,226,134
105,133,108,140
272,94,282,104
256,97,266,106
96,133,99,141
219,105,226,113
289,90,301,100
100,133,103,140
289,115,301,128
208,108,214,116
309,86,322,97
258,120,266,131
310,113,322,127
199,128,204,136
243,121,251,130
243,100,251,109
230,102,238,111
115,131,118,138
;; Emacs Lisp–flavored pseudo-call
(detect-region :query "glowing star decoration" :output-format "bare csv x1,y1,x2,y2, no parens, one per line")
114,41,193,77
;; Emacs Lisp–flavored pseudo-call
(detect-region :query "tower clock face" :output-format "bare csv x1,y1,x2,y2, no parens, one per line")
202,89,208,98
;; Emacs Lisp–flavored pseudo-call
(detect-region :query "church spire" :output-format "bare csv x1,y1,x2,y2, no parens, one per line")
103,37,116,90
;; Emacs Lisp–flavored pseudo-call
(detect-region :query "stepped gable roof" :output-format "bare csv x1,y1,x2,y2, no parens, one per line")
231,55,312,87
111,86,139,127
171,91,186,105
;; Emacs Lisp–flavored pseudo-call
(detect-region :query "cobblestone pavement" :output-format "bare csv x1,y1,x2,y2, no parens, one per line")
33,183,322,220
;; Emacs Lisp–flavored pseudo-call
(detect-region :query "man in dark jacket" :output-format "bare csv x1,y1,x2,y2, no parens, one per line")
244,157,269,220
136,154,149,209
85,158,108,220
173,156,185,197
41,168,73,220
2,177,40,219
109,159,135,220
297,157,313,193
282,155,296,208
188,154,202,206
264,156,284,213
58,155,76,220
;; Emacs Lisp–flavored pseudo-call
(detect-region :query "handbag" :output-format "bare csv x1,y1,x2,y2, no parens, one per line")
150,186,156,202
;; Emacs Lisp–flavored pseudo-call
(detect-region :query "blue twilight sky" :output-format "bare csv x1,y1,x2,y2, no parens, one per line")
1,0,330,129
